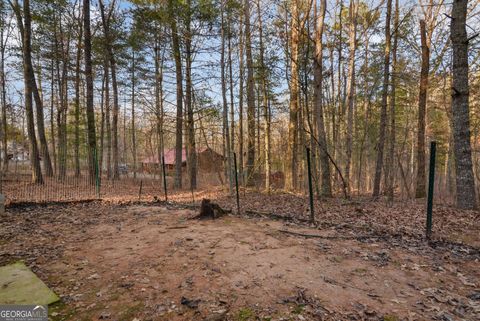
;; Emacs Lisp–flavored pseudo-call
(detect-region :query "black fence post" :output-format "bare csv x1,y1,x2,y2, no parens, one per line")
138,180,143,201
162,155,168,202
234,152,241,215
306,147,315,223
94,147,100,198
426,141,436,239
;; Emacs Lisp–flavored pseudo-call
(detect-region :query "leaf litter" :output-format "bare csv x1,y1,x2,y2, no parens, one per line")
0,192,478,320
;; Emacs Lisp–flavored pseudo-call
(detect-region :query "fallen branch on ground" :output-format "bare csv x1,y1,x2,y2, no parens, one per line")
278,229,381,240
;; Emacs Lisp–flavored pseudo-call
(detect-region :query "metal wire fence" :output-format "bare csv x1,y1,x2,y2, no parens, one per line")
0,151,232,205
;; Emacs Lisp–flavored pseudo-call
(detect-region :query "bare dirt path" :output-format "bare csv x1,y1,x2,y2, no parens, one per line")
0,202,479,320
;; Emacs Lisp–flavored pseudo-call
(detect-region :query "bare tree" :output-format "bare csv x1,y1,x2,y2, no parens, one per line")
238,10,245,184
185,0,196,190
0,1,11,172
256,0,270,192
10,0,53,178
387,0,399,203
345,0,358,195
285,0,300,191
10,0,43,183
99,0,120,179
244,0,255,186
450,0,476,209
313,0,331,197
74,7,83,178
84,0,98,182
221,1,232,193
415,19,429,198
373,0,392,198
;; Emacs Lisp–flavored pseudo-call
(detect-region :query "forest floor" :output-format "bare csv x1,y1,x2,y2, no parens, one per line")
0,193,479,321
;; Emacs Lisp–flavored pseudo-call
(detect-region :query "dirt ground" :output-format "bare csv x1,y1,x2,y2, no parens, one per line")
0,198,479,321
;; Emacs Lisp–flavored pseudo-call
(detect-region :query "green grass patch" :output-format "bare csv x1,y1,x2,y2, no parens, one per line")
235,307,255,321
118,302,144,321
292,304,305,314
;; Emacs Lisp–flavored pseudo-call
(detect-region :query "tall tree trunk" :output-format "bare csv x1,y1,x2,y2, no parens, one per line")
110,54,119,179
154,31,164,184
227,8,235,186
329,46,336,176
244,0,255,186
131,49,137,179
238,12,245,184
313,0,331,197
372,0,392,198
104,60,111,179
32,42,53,177
99,0,119,180
286,0,300,191
33,68,53,178
169,0,183,189
16,0,43,183
84,0,98,183
221,2,232,193
49,59,57,174
74,16,82,178
0,13,7,173
345,0,358,196
99,71,105,181
387,0,399,203
54,15,69,182
357,34,370,194
415,20,429,199
257,0,270,192
11,0,52,178
450,0,476,209
334,0,343,179
185,0,196,190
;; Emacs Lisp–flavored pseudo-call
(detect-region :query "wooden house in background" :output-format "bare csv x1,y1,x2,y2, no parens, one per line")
141,147,224,173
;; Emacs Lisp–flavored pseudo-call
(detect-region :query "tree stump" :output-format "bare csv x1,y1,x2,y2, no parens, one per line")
191,199,229,220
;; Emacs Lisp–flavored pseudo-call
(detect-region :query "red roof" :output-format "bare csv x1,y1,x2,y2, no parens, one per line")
142,147,210,165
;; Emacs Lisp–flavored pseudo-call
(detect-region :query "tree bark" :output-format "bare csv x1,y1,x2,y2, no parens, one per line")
238,12,244,184
16,0,43,183
53,13,70,182
99,0,119,180
227,6,236,190
372,0,392,198
256,0,270,193
154,30,164,184
104,60,111,179
185,0,196,190
74,13,83,178
415,19,429,199
313,0,331,197
84,0,98,183
131,48,137,179
387,0,399,203
450,0,477,209
221,2,232,193
11,0,52,179
244,0,255,186
49,59,56,174
0,7,8,172
345,0,358,196
169,0,183,189
285,0,300,191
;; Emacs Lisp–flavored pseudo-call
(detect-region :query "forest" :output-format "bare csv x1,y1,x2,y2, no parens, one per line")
0,0,478,208
0,0,479,320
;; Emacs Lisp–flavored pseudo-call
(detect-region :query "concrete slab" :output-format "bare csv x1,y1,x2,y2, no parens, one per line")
0,262,59,305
